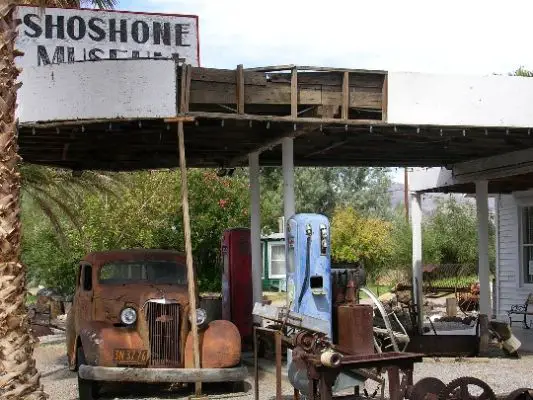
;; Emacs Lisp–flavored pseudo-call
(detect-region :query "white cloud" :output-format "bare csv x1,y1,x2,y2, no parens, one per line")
139,0,533,74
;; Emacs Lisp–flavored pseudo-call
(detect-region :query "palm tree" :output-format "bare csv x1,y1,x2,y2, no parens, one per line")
1,1,115,398
21,164,125,241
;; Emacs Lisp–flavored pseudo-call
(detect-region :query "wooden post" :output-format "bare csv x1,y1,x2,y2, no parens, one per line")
446,298,458,317
291,67,298,117
177,64,201,394
342,71,350,120
178,121,201,394
236,64,245,114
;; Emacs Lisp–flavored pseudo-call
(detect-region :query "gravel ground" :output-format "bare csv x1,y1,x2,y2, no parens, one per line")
35,339,533,400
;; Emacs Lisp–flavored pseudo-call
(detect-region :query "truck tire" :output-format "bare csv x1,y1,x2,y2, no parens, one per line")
231,381,245,393
77,347,100,400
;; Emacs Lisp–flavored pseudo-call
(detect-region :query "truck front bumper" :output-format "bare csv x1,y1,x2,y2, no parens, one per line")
79,364,248,383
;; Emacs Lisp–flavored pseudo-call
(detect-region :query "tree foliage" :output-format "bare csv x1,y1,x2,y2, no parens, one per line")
330,206,393,276
260,167,392,233
22,168,250,294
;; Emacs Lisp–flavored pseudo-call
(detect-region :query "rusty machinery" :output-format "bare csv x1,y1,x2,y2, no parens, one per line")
252,303,532,400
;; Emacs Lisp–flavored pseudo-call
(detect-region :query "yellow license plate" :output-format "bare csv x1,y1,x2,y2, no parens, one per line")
113,349,148,365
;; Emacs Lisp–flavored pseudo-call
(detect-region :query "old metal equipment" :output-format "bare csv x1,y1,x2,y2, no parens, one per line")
437,377,496,400
506,389,533,400
253,303,424,400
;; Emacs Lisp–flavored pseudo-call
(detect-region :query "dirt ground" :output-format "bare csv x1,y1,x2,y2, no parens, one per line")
35,337,533,400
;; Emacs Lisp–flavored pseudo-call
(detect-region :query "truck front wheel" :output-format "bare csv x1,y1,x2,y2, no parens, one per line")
77,346,100,400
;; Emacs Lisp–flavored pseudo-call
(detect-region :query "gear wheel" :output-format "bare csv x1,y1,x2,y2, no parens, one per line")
409,377,447,400
438,377,496,400
506,388,533,400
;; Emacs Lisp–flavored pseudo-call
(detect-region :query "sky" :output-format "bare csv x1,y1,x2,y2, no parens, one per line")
115,0,533,182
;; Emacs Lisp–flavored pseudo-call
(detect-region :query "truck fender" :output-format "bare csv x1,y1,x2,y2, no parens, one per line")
185,320,241,368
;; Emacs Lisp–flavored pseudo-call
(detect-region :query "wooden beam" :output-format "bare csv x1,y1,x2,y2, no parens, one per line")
228,126,318,167
244,65,387,74
236,64,245,114
183,111,385,126
382,74,388,121
189,80,382,110
342,71,350,120
291,67,298,117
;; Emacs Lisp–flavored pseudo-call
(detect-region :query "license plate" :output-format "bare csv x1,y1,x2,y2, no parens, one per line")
113,349,148,365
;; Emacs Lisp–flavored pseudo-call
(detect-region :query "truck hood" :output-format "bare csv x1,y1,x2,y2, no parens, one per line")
93,283,190,324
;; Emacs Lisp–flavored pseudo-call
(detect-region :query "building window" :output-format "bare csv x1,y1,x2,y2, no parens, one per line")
522,206,533,284
269,243,286,279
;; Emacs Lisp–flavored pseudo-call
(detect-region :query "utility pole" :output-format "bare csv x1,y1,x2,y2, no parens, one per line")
404,167,409,221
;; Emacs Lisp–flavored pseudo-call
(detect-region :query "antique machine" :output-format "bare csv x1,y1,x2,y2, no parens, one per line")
252,213,532,400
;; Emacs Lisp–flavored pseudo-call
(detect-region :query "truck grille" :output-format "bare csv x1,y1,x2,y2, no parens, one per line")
144,301,180,367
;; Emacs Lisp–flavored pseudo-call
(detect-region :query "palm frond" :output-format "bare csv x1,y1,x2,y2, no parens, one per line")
21,0,116,9
21,163,128,241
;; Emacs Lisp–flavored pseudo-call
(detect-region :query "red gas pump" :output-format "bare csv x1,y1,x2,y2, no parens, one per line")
221,228,253,346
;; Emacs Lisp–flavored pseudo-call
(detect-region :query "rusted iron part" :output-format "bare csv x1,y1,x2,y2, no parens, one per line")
337,304,374,356
438,377,496,400
294,331,315,352
344,271,356,304
406,377,446,400
406,334,479,357
184,320,241,368
506,388,533,400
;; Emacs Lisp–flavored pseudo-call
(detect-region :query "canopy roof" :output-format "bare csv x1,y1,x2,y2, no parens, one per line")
17,61,533,171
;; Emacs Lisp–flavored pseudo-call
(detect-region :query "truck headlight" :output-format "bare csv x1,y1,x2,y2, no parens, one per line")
192,308,207,326
120,307,137,325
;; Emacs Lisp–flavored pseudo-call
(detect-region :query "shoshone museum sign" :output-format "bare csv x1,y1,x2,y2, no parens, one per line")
14,6,200,68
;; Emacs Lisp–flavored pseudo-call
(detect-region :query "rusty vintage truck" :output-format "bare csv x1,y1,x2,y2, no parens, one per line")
66,249,247,399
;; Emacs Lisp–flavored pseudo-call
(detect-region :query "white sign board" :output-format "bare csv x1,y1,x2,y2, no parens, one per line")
14,6,200,69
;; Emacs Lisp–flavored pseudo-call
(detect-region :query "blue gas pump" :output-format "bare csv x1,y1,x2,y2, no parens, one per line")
286,213,332,338
286,214,367,395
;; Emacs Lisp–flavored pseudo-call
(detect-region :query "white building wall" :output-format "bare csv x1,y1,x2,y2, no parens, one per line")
496,193,531,319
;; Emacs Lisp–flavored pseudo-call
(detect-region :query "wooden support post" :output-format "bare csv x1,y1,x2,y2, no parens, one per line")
342,71,350,120
236,64,245,114
178,120,201,395
291,67,298,117
382,74,388,121
177,63,201,395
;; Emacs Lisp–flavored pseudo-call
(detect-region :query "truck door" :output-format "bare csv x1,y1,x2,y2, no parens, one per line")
77,263,94,324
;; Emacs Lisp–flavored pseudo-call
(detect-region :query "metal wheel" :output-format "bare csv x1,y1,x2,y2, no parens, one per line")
438,377,496,400
409,377,446,400
506,388,533,400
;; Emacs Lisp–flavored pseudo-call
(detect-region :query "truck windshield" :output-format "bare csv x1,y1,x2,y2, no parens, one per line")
99,260,187,285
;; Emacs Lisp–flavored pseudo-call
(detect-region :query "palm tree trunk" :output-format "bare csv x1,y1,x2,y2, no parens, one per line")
0,2,47,399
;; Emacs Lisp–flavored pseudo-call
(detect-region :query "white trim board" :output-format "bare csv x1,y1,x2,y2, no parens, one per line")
387,72,533,128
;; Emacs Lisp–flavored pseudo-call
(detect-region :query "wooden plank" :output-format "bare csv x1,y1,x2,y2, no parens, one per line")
245,65,387,74
268,72,384,88
382,74,388,121
291,67,298,117
342,71,349,120
185,111,385,126
189,81,382,110
236,64,245,114
191,67,267,86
